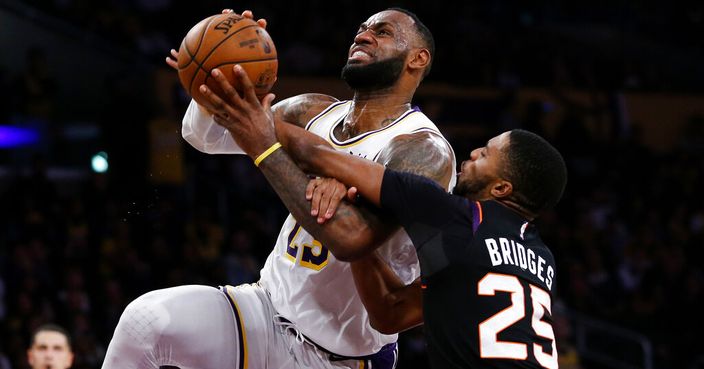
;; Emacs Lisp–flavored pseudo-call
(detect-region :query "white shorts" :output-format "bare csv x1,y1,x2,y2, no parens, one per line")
102,284,398,369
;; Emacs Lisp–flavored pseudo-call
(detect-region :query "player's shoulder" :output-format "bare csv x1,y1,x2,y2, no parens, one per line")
272,93,340,128
377,130,455,188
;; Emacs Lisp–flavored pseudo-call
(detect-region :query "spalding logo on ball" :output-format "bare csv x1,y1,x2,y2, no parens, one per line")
177,14,278,105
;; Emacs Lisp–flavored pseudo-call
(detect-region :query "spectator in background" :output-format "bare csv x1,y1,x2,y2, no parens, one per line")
15,47,56,121
27,324,74,369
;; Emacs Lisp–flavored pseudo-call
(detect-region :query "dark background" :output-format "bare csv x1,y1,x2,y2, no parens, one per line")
1,1,703,368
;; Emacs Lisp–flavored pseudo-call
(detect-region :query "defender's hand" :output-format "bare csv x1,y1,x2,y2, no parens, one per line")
201,65,276,158
306,178,358,224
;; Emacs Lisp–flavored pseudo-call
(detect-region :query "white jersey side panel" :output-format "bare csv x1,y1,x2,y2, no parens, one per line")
259,101,456,357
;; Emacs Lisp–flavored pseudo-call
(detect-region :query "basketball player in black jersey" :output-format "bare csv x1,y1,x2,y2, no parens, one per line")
199,65,567,369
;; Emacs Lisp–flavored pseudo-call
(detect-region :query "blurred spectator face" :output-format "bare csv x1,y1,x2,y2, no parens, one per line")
27,331,74,369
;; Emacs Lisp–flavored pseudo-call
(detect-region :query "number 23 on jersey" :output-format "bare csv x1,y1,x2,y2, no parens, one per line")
284,223,330,270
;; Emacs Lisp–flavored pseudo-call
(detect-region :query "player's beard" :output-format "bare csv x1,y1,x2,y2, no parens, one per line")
453,174,493,199
341,51,407,91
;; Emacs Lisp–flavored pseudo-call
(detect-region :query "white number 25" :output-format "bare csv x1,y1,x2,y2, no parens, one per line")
478,273,558,369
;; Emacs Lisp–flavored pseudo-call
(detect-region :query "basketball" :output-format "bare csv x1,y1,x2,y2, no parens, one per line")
176,13,278,105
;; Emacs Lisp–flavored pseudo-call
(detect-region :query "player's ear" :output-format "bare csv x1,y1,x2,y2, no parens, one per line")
408,48,430,73
490,180,513,199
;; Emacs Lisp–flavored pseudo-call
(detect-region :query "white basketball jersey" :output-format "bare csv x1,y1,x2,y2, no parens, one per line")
259,101,456,357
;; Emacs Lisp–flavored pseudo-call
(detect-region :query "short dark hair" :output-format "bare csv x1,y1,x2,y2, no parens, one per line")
387,7,435,78
31,324,72,349
503,129,567,214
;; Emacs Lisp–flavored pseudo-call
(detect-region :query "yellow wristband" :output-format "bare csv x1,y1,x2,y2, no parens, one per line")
254,142,283,167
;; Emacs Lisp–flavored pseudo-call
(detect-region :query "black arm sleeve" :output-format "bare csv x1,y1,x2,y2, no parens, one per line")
381,169,477,276
381,169,469,240
380,170,456,224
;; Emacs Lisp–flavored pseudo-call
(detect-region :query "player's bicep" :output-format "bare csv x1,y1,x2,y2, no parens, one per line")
272,93,338,128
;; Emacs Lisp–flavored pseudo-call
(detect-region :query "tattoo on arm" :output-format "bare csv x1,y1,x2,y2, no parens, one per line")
376,132,455,188
258,149,331,237
257,148,393,258
272,94,338,128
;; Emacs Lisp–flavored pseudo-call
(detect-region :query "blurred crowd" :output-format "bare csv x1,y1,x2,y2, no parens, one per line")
1,1,704,369
15,0,704,91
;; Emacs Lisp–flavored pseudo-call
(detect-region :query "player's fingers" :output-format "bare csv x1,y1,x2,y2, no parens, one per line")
222,9,234,14
212,114,232,130
199,84,225,111
347,187,358,203
241,10,267,29
322,184,343,220
211,68,243,106
165,57,178,70
306,179,318,201
233,65,259,105
165,49,179,70
213,113,241,134
199,84,242,122
261,93,276,110
310,181,324,217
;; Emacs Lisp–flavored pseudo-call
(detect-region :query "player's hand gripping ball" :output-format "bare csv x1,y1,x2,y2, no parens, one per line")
176,13,278,105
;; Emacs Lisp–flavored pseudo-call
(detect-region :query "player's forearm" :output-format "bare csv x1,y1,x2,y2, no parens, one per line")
274,120,328,173
276,121,385,205
351,255,424,334
258,149,389,260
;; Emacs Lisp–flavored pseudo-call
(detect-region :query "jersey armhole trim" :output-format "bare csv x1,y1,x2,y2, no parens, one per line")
472,201,483,233
304,100,349,131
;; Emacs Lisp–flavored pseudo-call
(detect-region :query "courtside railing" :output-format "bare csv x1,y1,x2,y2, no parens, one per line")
569,310,654,369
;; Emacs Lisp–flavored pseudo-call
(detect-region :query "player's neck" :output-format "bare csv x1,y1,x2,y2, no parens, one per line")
345,91,412,135
497,199,536,221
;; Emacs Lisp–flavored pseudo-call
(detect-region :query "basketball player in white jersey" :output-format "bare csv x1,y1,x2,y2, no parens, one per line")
103,8,455,369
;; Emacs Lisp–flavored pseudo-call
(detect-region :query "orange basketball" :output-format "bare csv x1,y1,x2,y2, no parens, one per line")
177,14,278,105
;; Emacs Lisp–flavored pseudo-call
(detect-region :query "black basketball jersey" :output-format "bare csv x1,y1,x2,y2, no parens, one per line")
380,169,558,369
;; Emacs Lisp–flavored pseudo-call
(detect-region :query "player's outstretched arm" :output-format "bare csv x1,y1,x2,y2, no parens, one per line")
200,66,453,260
198,68,390,259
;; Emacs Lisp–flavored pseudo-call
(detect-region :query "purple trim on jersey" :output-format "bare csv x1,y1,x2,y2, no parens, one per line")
342,342,397,369
411,105,421,112
276,316,398,365
329,109,418,146
366,342,398,369
471,201,483,233
304,100,349,131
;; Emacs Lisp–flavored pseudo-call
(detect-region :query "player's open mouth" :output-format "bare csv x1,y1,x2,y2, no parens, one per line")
349,48,372,61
